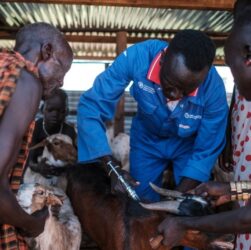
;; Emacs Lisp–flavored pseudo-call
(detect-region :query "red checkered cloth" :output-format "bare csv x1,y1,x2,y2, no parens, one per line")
0,49,38,250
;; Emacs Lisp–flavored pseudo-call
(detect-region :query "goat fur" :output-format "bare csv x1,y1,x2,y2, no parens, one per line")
106,124,130,172
17,183,82,250
67,163,233,250
24,133,77,191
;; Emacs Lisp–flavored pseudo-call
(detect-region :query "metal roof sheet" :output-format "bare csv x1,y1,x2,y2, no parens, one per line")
0,2,233,62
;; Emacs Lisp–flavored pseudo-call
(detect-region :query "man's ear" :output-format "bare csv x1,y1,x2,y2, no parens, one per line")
41,43,53,61
244,44,251,66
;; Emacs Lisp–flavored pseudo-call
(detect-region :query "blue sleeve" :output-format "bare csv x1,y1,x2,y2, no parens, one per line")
77,46,135,162
181,68,229,182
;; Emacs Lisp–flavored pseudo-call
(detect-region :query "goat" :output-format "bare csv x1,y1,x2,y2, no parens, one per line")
106,122,130,172
140,182,213,216
23,133,77,191
67,163,233,250
17,183,82,250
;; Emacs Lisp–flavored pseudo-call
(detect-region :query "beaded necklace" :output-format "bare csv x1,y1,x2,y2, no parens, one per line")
42,121,63,136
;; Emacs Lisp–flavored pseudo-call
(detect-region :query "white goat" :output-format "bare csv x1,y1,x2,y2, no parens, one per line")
23,133,77,191
17,183,82,250
106,123,130,172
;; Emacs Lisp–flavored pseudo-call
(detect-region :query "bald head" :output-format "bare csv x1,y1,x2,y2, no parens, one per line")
14,22,72,58
14,22,73,99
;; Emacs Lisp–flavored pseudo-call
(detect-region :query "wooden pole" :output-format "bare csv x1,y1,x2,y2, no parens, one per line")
114,31,127,136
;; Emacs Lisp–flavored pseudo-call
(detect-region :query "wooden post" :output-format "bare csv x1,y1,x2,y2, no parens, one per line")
114,31,127,136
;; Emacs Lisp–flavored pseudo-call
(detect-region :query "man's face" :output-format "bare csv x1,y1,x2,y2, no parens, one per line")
38,41,73,99
160,53,209,100
225,26,251,100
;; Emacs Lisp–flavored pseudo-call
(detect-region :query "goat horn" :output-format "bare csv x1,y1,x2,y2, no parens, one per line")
149,182,183,198
29,139,46,150
210,241,234,250
140,200,181,214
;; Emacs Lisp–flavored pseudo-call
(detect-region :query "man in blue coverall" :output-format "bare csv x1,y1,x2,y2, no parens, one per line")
77,29,228,202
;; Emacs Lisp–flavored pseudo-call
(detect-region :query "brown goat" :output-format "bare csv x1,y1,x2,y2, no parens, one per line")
67,163,233,250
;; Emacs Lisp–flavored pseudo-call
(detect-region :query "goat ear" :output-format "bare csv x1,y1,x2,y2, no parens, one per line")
29,139,47,150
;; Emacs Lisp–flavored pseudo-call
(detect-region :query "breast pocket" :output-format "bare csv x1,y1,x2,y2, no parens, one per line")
131,82,158,116
138,99,157,115
177,112,202,138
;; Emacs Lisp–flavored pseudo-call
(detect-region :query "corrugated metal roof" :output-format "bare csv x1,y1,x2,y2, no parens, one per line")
0,2,233,62
0,3,233,31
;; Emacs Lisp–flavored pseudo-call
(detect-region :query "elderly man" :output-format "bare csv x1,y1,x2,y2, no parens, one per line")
0,22,73,249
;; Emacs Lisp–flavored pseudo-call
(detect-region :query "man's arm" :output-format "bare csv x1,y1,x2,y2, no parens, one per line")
157,204,251,248
26,119,42,164
183,205,251,233
0,69,47,236
77,47,134,163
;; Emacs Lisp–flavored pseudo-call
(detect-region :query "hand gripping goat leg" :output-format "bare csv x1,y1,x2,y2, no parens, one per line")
107,161,140,201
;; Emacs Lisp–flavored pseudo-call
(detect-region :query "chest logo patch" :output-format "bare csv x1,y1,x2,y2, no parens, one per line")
184,112,202,120
138,81,155,94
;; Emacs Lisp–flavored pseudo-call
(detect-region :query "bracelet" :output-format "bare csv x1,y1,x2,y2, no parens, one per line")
230,181,251,201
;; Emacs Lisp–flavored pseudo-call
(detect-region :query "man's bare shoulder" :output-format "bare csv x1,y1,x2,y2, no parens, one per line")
5,67,44,124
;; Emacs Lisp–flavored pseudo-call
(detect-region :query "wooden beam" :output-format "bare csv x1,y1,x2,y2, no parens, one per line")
67,35,227,46
1,0,235,10
0,29,229,47
0,31,15,39
114,31,127,135
0,26,231,36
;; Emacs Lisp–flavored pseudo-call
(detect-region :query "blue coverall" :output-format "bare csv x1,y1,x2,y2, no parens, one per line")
77,39,228,201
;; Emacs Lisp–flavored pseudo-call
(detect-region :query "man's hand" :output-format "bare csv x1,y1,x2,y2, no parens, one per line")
30,158,66,177
194,181,231,206
110,168,139,194
18,206,49,238
157,215,185,248
100,155,140,196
